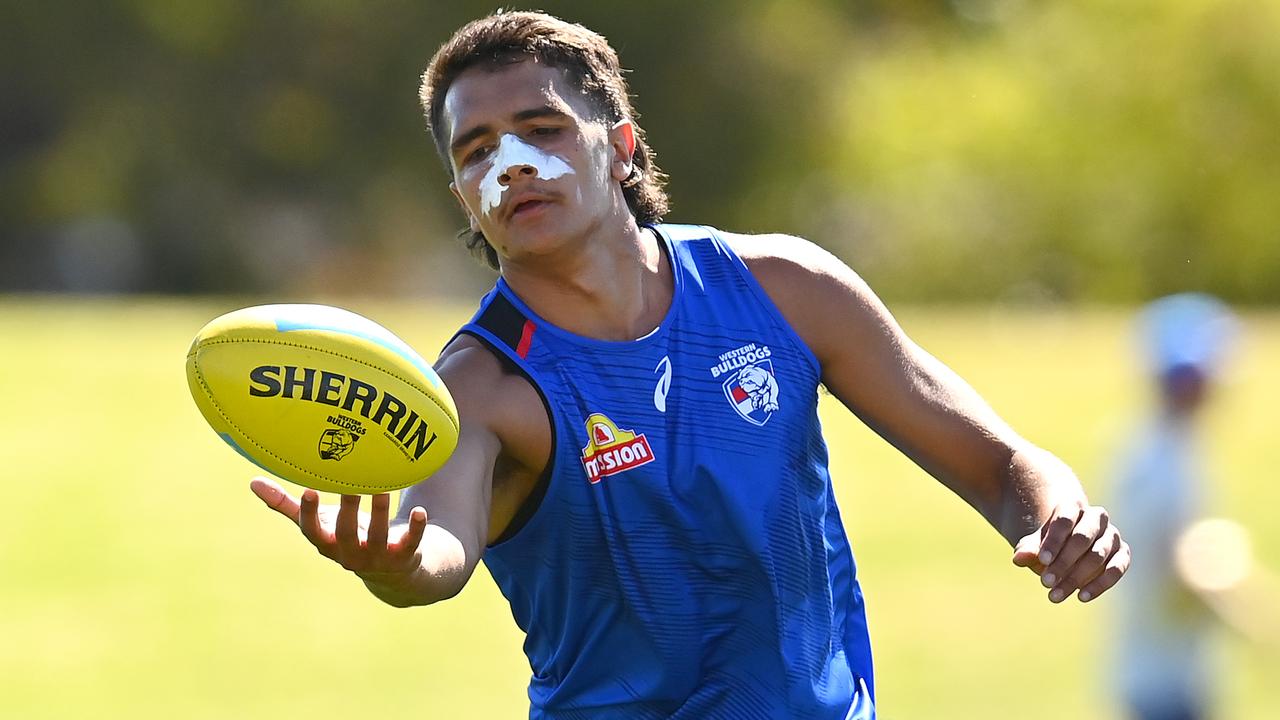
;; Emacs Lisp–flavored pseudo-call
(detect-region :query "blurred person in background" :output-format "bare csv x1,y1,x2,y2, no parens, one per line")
1110,293,1238,720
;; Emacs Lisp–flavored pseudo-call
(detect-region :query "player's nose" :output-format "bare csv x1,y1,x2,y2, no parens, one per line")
496,136,537,185
498,162,537,185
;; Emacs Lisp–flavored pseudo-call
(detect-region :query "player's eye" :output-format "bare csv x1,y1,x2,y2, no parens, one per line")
464,145,492,164
530,127,561,137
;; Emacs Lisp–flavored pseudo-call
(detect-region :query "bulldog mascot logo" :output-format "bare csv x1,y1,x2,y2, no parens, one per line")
318,427,360,460
723,361,780,426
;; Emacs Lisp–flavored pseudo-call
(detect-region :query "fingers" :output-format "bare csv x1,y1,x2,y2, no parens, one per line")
391,506,429,561
358,507,428,582
335,494,364,569
1078,534,1131,602
249,477,302,524
1035,502,1085,569
1042,506,1106,597
263,487,427,580
298,489,332,549
1033,504,1131,603
257,482,340,561
367,494,391,550
1047,519,1114,602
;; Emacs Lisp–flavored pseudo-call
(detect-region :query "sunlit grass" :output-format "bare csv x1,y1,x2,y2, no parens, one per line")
1,297,1276,719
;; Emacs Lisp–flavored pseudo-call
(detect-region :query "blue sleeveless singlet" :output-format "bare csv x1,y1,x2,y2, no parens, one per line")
456,224,874,719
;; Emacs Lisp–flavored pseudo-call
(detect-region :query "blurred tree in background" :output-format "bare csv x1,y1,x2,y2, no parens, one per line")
2,0,1276,301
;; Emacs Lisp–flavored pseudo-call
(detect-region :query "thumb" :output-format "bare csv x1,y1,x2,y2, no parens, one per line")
1011,530,1044,571
250,476,302,524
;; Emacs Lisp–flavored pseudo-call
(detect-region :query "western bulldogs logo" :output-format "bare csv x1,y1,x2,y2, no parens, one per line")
318,427,360,460
711,342,782,426
318,414,367,461
723,360,780,426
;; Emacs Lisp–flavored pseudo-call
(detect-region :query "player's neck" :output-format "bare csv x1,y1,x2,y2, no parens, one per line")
501,217,673,342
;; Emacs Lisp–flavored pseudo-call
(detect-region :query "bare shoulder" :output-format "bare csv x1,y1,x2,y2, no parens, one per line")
435,332,513,415
435,333,550,477
718,231,845,283
718,231,898,364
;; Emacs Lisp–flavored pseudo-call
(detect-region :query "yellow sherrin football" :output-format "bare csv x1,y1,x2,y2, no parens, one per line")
186,304,458,494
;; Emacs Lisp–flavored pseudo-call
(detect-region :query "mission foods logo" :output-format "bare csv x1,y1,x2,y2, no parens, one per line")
580,413,654,484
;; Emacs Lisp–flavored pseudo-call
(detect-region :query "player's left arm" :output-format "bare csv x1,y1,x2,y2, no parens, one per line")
730,232,1131,604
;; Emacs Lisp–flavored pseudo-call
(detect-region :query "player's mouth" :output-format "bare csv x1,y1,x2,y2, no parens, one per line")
506,192,556,221
514,199,549,216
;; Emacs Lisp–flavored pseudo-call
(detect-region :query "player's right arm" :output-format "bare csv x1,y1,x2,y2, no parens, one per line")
250,333,550,608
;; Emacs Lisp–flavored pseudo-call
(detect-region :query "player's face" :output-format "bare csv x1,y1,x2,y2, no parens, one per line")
442,57,634,263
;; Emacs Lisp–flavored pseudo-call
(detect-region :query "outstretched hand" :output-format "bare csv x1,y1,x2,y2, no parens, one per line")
1012,501,1131,603
249,477,428,582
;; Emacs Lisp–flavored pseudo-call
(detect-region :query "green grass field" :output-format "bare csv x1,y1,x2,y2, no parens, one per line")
2,296,1277,719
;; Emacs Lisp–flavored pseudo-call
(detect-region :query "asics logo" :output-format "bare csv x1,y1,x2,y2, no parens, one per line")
653,356,672,413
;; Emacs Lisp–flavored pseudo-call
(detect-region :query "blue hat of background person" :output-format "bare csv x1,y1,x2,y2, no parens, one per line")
1139,293,1238,380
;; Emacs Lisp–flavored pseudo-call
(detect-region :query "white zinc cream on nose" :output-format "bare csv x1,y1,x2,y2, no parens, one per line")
480,134,574,217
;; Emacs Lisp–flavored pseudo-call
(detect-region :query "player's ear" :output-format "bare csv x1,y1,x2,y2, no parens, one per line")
608,119,636,184
449,182,481,232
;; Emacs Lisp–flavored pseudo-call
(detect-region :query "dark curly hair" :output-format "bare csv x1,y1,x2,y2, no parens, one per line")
419,10,669,270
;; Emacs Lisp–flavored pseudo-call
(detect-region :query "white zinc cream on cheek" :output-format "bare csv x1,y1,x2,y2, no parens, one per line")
479,134,574,217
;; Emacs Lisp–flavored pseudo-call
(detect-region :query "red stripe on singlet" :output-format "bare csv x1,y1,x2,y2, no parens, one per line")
516,319,536,358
